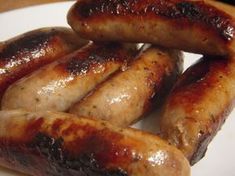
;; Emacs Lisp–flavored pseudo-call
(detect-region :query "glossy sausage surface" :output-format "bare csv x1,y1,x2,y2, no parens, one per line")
0,27,87,97
1,42,137,112
0,109,190,176
67,0,235,55
70,45,183,127
160,55,235,165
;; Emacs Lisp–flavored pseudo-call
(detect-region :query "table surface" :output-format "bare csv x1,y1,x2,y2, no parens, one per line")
0,0,72,13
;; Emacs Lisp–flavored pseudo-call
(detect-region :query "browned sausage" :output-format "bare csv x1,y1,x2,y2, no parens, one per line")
67,0,235,55
0,109,190,176
159,54,235,165
69,45,183,127
1,42,138,112
0,27,87,97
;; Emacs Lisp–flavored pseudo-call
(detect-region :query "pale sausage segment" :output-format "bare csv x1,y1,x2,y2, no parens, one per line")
70,46,183,127
1,42,137,111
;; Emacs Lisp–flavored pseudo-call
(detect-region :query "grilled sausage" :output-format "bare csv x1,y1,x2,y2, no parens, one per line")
0,109,190,176
69,45,183,127
0,27,87,97
1,42,137,112
67,0,235,55
159,55,235,165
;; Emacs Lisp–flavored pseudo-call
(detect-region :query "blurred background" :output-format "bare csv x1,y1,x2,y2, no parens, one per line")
0,0,74,12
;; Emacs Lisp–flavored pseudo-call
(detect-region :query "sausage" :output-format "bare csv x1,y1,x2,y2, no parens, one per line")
159,55,235,165
67,0,235,55
1,42,138,112
69,45,183,127
0,27,87,97
0,109,190,176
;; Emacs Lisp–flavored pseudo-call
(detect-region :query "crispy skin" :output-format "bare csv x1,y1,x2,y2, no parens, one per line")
160,55,235,165
0,27,87,97
0,109,190,176
67,0,235,55
1,42,137,112
69,46,183,127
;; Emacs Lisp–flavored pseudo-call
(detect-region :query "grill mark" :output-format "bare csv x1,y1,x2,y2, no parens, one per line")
75,0,235,41
0,29,58,63
0,134,128,176
30,132,128,176
66,43,134,75
0,29,71,97
0,125,132,176
59,122,138,168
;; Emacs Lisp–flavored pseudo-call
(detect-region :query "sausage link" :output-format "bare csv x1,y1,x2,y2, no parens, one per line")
67,0,235,55
1,42,138,112
0,27,87,97
69,45,183,127
159,55,235,165
0,109,190,176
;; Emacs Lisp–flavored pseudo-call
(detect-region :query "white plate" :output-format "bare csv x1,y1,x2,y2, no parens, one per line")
0,2,234,176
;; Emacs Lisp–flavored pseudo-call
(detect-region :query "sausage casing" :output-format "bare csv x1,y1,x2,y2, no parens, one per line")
1,42,137,112
0,27,87,97
67,0,235,55
160,55,235,165
0,109,190,176
69,45,183,127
